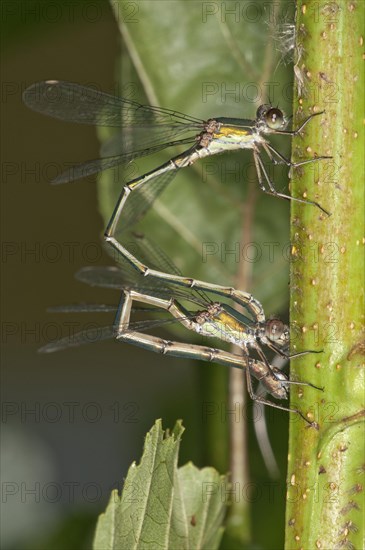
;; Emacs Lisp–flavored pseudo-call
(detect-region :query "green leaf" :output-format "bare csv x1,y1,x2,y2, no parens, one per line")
174,463,226,550
93,420,227,550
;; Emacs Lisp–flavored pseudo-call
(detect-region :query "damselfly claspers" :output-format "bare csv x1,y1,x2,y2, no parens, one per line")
40,237,321,425
23,81,331,291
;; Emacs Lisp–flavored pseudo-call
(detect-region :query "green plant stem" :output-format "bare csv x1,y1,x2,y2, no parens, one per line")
285,2,364,549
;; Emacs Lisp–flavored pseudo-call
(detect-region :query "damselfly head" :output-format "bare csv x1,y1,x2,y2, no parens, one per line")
256,105,287,131
265,318,289,347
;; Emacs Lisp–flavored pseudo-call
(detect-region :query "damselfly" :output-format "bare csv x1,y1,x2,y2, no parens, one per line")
23,81,331,290
40,236,321,424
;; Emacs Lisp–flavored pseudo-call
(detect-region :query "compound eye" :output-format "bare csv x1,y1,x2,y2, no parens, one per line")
265,107,284,129
266,318,287,342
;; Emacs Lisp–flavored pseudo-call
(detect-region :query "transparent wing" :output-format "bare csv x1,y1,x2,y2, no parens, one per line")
100,124,199,157
48,304,118,313
129,234,182,277
75,266,126,288
116,166,183,232
39,326,116,353
24,81,202,189
77,234,212,306
39,311,200,354
23,81,204,127
52,137,195,184
93,233,183,283
48,303,156,314
81,232,188,287
114,234,213,306
75,266,207,308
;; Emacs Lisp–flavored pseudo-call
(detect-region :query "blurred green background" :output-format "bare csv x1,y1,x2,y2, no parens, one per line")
2,1,296,548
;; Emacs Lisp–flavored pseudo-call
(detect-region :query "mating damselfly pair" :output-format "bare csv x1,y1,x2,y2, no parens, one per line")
23,80,328,423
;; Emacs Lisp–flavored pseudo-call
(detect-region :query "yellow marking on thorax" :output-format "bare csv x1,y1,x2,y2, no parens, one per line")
216,311,243,333
214,126,249,138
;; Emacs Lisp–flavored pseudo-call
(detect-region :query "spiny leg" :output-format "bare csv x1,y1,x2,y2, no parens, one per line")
279,377,324,392
274,110,326,137
258,336,323,361
263,142,331,169
261,111,331,215
253,150,330,215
